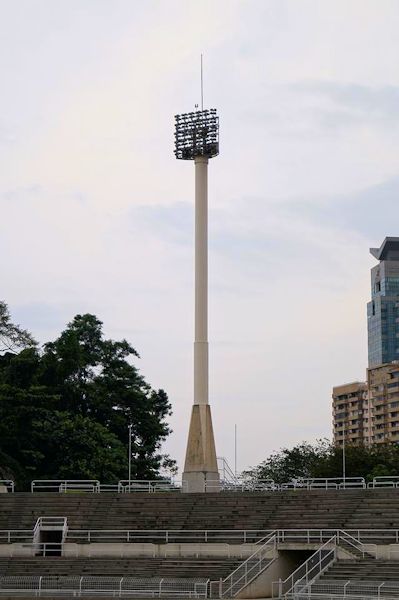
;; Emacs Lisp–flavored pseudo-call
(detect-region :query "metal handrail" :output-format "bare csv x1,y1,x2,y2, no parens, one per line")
0,480,14,492
369,476,399,488
337,530,377,559
272,536,337,598
118,479,188,493
217,457,239,486
280,477,366,490
31,480,100,493
25,475,399,492
210,533,277,597
0,527,396,545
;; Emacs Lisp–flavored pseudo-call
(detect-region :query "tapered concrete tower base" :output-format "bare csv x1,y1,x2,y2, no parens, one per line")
182,404,220,493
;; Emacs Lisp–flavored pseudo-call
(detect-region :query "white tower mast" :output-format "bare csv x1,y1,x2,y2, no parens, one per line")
174,103,220,493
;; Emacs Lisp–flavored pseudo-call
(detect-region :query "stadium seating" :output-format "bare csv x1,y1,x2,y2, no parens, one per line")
319,558,399,582
0,556,241,579
1,489,399,532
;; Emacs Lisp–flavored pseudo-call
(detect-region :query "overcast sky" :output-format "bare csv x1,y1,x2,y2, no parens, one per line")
2,0,399,475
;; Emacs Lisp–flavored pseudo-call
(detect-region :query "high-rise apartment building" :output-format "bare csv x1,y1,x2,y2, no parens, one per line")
368,237,399,367
332,382,370,446
367,362,399,444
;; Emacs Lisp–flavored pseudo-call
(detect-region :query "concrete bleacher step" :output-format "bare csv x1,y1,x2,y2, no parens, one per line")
2,489,399,534
0,557,242,579
319,559,399,582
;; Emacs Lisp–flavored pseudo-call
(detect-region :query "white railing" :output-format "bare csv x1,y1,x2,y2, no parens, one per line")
31,480,100,493
66,528,271,544
118,479,188,493
221,479,278,492
0,527,394,546
0,480,14,492
25,475,399,492
217,457,239,487
210,533,277,597
16,542,66,557
295,579,399,599
32,517,68,557
337,530,377,559
34,517,68,534
0,575,209,597
280,478,366,490
98,484,120,493
368,476,399,488
0,530,32,544
272,536,337,598
275,530,380,548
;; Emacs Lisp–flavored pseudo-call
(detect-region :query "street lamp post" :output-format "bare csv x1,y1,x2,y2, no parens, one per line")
128,424,132,490
342,415,346,488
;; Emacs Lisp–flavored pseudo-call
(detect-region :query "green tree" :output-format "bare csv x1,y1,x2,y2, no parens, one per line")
0,313,175,488
243,439,331,484
244,440,399,484
0,301,36,353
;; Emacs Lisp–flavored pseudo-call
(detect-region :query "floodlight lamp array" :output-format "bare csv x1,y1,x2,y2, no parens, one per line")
174,109,219,160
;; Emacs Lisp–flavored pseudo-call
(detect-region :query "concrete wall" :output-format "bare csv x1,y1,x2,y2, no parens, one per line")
0,542,259,558
1,541,397,559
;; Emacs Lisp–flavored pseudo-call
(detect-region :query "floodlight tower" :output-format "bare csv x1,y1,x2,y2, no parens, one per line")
174,108,220,493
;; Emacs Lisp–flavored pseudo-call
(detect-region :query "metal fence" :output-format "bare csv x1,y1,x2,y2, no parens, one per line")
118,480,188,493
0,576,209,597
31,480,100,493
0,527,397,546
66,529,272,544
20,476,399,493
368,476,399,488
295,580,399,599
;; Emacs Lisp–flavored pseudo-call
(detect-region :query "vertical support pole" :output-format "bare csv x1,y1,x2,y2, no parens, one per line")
128,424,132,490
234,424,237,478
342,419,346,485
194,156,209,407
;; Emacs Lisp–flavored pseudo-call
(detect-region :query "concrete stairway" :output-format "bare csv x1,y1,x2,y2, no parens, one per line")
319,558,399,582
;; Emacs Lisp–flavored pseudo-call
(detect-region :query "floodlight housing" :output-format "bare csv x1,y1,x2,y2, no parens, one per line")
174,109,219,160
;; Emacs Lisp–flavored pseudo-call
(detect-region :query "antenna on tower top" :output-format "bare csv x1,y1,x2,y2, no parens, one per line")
201,54,204,111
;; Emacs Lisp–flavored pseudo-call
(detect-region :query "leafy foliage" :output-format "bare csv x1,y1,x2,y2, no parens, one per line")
0,301,36,353
243,439,399,483
0,312,175,488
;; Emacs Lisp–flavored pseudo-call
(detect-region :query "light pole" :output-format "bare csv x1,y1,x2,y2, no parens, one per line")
342,414,346,488
128,424,132,490
174,108,220,493
234,424,237,479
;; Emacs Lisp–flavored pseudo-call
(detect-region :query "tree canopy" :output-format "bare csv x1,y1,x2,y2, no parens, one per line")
0,307,175,488
0,301,36,353
243,439,399,483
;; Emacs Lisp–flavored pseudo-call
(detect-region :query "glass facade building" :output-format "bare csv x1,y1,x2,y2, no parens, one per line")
367,238,399,367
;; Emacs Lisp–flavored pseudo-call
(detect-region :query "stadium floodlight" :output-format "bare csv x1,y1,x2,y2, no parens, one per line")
174,109,219,160
174,107,220,493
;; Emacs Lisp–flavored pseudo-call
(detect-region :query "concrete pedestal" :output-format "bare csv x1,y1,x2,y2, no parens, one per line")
182,404,220,493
